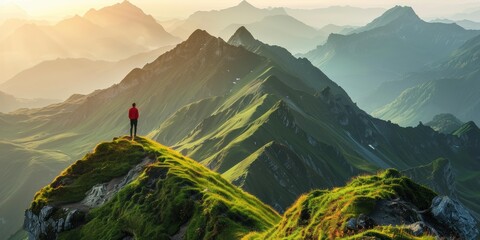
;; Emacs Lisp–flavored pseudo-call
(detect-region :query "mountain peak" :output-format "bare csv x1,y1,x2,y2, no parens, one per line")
237,0,255,8
379,5,420,23
228,26,257,46
187,29,215,42
84,0,145,19
426,113,464,134
359,5,421,31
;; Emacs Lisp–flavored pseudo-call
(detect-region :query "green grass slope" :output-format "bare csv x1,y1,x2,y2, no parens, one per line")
245,169,436,239
30,137,280,239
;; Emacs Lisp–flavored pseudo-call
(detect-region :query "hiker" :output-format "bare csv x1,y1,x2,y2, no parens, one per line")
129,103,139,139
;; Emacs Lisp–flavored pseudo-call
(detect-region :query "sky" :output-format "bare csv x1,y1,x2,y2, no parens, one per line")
1,0,480,21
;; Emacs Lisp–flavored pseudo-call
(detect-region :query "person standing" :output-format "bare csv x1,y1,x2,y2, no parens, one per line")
129,103,139,140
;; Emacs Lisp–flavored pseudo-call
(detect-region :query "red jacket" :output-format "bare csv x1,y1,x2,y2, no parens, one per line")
129,107,139,120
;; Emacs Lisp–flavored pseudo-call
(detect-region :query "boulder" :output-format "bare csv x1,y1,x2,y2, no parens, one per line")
431,196,479,239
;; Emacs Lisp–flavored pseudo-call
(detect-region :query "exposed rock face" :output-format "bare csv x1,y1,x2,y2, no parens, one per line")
24,157,154,239
82,157,154,208
431,196,479,240
344,196,478,239
24,207,84,240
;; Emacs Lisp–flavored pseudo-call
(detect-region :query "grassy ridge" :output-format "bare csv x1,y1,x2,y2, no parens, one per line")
31,137,279,239
27,137,448,239
32,138,147,213
246,169,436,239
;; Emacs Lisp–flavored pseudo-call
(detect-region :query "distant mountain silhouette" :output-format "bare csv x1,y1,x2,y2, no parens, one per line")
220,15,334,53
0,1,179,83
284,6,385,28
432,18,480,30
0,46,174,100
373,33,480,126
352,6,421,33
301,6,479,104
170,0,286,39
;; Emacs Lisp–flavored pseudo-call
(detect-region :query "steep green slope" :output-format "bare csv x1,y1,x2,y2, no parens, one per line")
302,6,479,103
402,158,456,196
28,137,279,239
227,26,350,98
245,169,437,239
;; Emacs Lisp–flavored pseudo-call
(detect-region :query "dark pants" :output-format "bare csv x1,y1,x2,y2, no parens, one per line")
130,119,138,137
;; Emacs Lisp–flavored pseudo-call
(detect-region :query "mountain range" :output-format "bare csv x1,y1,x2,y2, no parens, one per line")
169,1,286,39
284,6,385,28
168,1,362,54
0,46,173,100
219,14,340,54
372,33,480,126
301,6,480,107
432,18,480,30
452,8,480,22
2,27,480,238
0,0,179,84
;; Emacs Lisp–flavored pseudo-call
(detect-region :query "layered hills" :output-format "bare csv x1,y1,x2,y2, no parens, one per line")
170,1,286,39
0,46,173,100
2,27,480,238
0,1,179,84
372,33,480,126
302,6,479,104
219,14,330,54
170,1,356,54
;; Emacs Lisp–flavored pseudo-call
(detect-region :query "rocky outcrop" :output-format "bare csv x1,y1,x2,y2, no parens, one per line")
82,157,154,208
24,157,154,239
431,196,479,240
24,207,84,240
344,196,479,239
